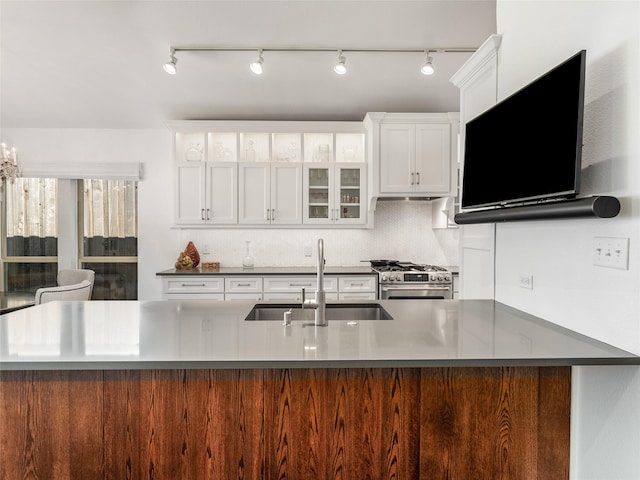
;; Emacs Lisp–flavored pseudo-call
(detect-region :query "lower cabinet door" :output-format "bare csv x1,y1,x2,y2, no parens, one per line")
225,293,263,301
163,293,225,301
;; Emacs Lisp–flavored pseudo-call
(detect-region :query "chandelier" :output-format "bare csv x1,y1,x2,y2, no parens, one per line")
0,143,20,183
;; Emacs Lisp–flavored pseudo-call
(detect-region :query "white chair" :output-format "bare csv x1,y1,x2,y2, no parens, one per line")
34,279,93,305
57,269,95,297
34,269,96,305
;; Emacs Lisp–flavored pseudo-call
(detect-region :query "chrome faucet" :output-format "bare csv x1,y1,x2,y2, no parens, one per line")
302,238,326,326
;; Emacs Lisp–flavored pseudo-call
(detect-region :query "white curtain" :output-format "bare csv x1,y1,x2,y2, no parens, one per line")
6,178,57,238
5,178,137,239
83,180,137,238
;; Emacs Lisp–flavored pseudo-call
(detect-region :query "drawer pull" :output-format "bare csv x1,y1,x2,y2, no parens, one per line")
181,283,206,287
289,282,312,287
349,282,364,287
237,283,252,287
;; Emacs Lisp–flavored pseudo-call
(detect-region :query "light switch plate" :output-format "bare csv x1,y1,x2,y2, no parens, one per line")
593,237,629,270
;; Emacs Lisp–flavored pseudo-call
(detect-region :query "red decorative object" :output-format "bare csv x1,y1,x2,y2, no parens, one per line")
185,241,200,267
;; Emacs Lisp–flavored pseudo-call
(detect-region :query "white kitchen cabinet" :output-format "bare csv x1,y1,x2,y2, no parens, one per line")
379,123,450,194
303,164,366,225
224,277,263,300
175,162,238,225
161,276,225,301
159,273,378,301
338,275,377,300
239,162,302,225
263,275,338,302
365,113,457,199
169,121,367,229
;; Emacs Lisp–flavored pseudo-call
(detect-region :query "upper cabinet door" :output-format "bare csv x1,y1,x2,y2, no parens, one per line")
414,123,451,194
303,165,332,224
270,163,302,225
238,162,270,225
379,124,415,193
175,162,207,225
335,164,366,225
207,163,238,224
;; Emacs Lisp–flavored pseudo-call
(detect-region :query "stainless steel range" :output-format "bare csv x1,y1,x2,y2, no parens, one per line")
369,260,453,300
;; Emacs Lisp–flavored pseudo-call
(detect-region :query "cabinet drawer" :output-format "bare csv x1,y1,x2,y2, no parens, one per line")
263,276,337,293
263,292,339,302
225,277,263,293
163,293,225,301
338,276,377,292
163,277,225,294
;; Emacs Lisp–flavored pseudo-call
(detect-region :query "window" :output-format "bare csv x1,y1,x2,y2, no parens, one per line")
79,180,138,300
1,177,138,299
1,178,58,292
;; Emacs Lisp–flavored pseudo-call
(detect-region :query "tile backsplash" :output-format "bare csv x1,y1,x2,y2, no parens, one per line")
178,201,459,268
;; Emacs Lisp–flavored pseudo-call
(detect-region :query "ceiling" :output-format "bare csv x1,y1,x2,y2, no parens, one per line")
0,1,496,130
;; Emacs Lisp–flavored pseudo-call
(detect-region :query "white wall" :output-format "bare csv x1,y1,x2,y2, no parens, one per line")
494,1,640,478
3,127,460,301
495,0,640,354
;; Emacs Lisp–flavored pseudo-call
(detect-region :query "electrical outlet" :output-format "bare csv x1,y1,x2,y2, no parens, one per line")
304,242,313,257
519,274,533,290
594,237,629,270
520,275,533,290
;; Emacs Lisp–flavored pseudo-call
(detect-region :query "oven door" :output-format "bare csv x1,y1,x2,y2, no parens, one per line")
380,283,452,300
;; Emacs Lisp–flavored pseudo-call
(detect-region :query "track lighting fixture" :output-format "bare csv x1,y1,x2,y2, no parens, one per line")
249,49,264,75
420,50,435,75
163,49,178,75
333,50,347,75
161,46,476,76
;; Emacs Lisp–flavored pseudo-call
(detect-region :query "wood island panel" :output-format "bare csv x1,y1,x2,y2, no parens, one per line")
0,367,570,480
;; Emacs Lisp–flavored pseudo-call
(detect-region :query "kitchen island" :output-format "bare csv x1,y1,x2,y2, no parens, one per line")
1,299,637,479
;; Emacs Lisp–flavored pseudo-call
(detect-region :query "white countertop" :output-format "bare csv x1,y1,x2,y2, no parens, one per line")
1,299,636,370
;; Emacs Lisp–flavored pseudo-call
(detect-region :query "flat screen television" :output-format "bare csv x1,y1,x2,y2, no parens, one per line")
460,50,586,210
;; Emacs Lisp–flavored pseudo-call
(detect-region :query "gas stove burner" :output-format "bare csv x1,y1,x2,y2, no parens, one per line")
370,260,452,286
369,260,448,273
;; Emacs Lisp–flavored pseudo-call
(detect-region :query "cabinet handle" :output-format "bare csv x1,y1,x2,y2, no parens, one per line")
350,282,364,287
237,283,251,287
416,172,421,185
410,172,415,185
290,282,312,287
271,208,275,220
206,208,211,220
201,209,205,220
266,209,270,221
181,283,206,287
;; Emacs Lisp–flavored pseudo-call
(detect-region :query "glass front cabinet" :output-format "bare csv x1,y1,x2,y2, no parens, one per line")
170,123,367,227
303,164,366,225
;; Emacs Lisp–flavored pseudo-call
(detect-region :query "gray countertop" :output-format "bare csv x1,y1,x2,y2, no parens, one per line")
156,266,375,276
1,299,636,370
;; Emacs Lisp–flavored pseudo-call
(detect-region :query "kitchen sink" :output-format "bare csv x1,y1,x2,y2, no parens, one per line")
244,303,393,321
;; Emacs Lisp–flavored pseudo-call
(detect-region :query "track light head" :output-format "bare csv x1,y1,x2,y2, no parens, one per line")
250,49,264,75
334,50,347,75
163,50,178,75
420,50,434,75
